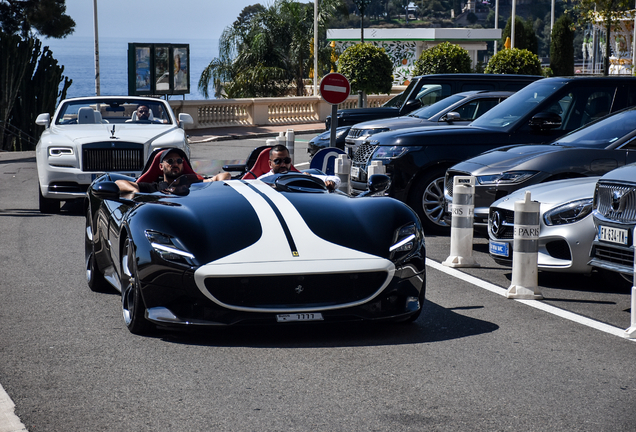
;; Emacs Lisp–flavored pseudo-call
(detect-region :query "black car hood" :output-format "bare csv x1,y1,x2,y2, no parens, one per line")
128,179,418,266
450,144,564,173
369,125,502,145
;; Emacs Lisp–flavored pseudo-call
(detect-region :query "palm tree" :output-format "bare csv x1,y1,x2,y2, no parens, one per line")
199,0,347,99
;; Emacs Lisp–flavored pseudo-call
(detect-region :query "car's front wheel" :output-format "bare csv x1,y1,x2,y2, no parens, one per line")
85,209,109,292
409,169,450,234
121,237,153,335
38,186,60,214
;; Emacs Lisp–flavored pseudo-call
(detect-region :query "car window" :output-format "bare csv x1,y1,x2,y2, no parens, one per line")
554,107,636,148
55,99,172,125
453,98,502,121
409,94,466,119
382,79,419,108
560,87,616,130
471,79,568,129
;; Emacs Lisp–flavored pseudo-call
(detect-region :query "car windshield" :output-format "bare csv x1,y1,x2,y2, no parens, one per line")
408,94,466,119
382,78,419,108
552,108,636,148
55,98,172,125
471,79,568,129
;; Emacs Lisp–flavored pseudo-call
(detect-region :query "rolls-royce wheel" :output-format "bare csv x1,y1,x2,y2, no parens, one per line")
85,209,108,292
121,237,153,335
38,186,60,214
409,168,450,234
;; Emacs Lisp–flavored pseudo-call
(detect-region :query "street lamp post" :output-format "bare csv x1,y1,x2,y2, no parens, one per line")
93,0,100,96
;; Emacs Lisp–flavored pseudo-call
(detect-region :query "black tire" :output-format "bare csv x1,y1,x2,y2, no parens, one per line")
85,209,109,292
38,187,60,214
408,169,450,234
121,237,153,335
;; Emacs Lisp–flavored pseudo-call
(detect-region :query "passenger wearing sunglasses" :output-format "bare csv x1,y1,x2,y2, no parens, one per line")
258,144,340,191
116,148,230,193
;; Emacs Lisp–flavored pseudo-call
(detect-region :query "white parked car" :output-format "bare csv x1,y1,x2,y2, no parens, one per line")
35,96,193,213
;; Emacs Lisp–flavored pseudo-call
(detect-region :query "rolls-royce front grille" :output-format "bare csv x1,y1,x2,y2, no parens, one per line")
82,142,144,172
595,183,636,223
204,272,388,309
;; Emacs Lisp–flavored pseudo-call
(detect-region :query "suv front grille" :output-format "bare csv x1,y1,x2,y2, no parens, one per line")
82,142,144,172
445,170,471,199
353,142,378,165
595,182,636,223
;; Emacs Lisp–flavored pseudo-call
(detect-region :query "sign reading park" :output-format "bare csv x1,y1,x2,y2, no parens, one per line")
320,73,351,105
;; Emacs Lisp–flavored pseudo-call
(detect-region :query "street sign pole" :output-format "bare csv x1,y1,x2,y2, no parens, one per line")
319,73,351,149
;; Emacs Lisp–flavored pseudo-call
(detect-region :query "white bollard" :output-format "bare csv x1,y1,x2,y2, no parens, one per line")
367,160,385,176
285,129,295,162
335,154,351,195
266,138,277,148
443,176,479,268
506,191,543,299
623,237,636,338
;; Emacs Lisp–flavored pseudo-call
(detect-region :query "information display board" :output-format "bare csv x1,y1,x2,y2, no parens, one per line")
128,43,190,96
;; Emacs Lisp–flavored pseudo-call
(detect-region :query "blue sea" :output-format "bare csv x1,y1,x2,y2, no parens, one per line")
43,36,219,100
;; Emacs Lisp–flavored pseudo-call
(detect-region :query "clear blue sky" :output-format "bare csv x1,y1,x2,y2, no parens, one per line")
56,0,264,40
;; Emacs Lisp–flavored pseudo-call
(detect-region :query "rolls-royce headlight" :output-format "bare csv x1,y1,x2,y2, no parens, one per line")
544,198,593,226
145,230,194,264
390,223,421,259
477,171,538,185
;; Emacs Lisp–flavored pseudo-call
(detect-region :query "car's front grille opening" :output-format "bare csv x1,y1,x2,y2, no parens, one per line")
82,142,144,172
594,244,634,268
204,272,388,309
595,183,636,223
546,240,571,260
352,142,378,164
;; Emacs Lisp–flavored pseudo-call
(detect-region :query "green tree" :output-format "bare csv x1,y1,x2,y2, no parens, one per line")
550,14,575,76
0,0,75,38
199,0,348,99
501,16,539,54
573,0,635,76
413,42,471,75
337,43,393,94
485,48,542,75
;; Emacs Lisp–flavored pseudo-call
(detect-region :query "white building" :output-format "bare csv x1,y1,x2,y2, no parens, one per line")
327,28,502,85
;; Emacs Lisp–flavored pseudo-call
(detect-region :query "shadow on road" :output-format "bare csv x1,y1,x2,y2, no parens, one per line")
156,300,499,348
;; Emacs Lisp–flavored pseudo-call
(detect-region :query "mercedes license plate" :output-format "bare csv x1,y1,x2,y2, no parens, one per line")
489,240,510,257
276,313,324,322
598,225,629,245
350,166,360,181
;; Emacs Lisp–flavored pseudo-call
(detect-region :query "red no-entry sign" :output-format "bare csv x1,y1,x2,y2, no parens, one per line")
320,73,351,105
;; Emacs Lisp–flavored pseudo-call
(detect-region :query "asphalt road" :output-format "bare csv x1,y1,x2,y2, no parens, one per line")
1,134,636,432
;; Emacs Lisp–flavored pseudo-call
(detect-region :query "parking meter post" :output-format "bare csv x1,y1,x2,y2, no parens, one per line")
276,131,285,146
285,129,295,162
367,160,385,176
357,90,364,108
624,237,636,338
443,176,479,268
506,191,543,299
330,104,338,148
335,154,351,195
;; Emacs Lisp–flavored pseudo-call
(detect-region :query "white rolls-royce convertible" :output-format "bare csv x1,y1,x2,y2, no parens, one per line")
35,96,193,213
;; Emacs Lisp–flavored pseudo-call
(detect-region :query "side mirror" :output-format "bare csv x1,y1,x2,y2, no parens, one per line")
358,174,391,197
403,99,422,112
35,113,50,128
443,112,460,122
529,111,562,131
178,113,194,128
91,181,121,200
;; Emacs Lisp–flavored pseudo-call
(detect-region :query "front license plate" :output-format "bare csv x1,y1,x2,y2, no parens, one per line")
489,240,510,257
598,225,629,245
350,166,360,181
276,313,324,323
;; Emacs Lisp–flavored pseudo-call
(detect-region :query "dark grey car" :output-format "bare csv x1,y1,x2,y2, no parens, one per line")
445,106,636,227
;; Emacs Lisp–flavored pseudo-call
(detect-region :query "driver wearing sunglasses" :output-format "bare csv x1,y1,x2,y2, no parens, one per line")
116,148,230,193
258,144,340,191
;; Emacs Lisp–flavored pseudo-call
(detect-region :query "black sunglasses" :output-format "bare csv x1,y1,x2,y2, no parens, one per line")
271,157,292,165
164,158,183,165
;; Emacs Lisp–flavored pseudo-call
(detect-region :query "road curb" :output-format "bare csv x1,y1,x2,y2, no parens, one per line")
188,128,325,144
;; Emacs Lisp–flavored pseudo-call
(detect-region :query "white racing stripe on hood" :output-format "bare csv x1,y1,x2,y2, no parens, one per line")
194,180,395,312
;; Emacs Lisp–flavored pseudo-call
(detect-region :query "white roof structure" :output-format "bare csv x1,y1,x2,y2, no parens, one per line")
327,28,502,43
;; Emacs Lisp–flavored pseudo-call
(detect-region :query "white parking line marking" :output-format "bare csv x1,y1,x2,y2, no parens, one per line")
426,258,634,341
0,384,28,431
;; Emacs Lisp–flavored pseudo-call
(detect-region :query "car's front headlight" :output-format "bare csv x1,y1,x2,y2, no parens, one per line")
390,223,422,260
477,171,539,185
372,145,414,160
145,230,194,265
543,198,593,226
